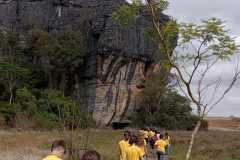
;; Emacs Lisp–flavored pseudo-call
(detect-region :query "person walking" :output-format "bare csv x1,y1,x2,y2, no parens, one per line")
119,130,131,160
42,140,66,160
155,135,167,160
126,134,144,160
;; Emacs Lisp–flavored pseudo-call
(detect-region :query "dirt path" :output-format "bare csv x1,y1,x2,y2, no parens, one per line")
209,127,240,132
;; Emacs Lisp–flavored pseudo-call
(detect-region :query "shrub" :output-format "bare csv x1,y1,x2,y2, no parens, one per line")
200,119,209,131
130,73,199,130
0,88,90,130
38,89,90,129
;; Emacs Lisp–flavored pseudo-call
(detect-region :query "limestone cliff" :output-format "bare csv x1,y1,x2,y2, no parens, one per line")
0,0,173,125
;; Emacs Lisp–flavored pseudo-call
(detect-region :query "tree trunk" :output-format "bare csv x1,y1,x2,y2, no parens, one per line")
186,120,202,160
9,86,13,105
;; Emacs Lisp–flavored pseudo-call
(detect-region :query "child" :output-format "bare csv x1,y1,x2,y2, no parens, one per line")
119,130,131,160
164,132,171,155
137,133,148,160
126,134,144,160
81,150,101,160
154,135,167,160
148,128,156,149
42,140,66,160
139,128,148,143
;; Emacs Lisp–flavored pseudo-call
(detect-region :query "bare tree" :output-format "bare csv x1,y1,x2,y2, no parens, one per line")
113,1,240,158
144,0,240,159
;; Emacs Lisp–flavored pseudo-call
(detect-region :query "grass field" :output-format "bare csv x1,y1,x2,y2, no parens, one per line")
0,129,239,160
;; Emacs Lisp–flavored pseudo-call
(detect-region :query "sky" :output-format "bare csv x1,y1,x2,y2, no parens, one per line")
165,0,240,117
126,0,240,117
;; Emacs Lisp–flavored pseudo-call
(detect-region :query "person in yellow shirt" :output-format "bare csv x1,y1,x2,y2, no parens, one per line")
119,130,131,160
42,140,66,160
148,128,156,149
148,129,155,139
155,135,167,160
139,128,148,143
137,133,147,160
164,132,171,155
126,134,144,160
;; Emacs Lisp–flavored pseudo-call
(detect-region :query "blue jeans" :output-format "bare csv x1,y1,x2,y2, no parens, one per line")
142,155,147,160
165,144,171,155
157,151,165,160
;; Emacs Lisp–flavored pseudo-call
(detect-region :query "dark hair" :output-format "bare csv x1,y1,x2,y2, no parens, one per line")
81,150,101,160
165,132,169,136
129,134,138,145
51,140,66,153
159,134,164,139
124,130,131,140
140,127,145,130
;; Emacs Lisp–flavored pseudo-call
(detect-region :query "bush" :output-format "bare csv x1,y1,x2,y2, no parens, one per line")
0,88,90,129
38,89,90,129
0,101,16,127
200,119,209,131
130,73,199,130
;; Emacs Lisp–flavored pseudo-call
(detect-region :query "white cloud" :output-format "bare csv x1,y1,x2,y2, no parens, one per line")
125,0,146,4
166,0,240,117
227,97,240,104
235,36,240,45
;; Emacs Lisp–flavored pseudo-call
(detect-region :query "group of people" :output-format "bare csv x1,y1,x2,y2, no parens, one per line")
41,128,171,160
42,140,101,160
119,128,171,160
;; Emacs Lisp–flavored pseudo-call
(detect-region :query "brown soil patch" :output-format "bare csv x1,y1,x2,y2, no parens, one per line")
207,117,240,130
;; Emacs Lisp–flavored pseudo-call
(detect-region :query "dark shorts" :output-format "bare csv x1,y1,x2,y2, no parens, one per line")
157,151,165,160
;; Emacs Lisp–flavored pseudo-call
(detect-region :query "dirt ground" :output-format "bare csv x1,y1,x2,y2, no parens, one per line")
207,117,240,131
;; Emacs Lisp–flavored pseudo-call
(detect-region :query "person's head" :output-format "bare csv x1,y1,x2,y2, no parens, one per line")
137,133,145,146
123,130,131,141
159,134,164,139
165,132,169,137
50,140,66,158
129,134,138,145
81,150,101,160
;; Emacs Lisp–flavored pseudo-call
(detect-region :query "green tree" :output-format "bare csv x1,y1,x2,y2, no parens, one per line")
0,31,29,104
113,1,240,159
26,28,87,92
131,73,198,130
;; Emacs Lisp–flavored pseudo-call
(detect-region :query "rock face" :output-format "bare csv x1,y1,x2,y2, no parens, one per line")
0,0,172,125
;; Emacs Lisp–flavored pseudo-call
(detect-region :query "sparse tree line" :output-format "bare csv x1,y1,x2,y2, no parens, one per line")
0,28,89,129
0,25,198,131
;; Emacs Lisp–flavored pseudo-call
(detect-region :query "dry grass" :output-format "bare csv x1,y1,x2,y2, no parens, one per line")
0,129,239,160
207,117,240,130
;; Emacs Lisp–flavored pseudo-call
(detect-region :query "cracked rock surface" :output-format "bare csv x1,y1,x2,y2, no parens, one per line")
0,0,174,125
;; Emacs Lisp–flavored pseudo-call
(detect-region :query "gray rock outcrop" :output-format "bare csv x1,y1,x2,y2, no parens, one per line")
0,0,174,125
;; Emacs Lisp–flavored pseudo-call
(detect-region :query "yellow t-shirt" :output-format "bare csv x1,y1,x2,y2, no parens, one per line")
164,136,171,145
148,131,155,138
155,139,167,153
139,130,148,139
138,139,147,156
126,144,143,160
119,140,130,160
42,155,62,160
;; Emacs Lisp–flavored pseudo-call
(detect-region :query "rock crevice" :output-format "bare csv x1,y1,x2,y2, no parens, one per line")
0,0,174,125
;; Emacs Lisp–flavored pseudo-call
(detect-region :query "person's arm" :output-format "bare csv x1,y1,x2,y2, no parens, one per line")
118,143,123,159
144,145,148,155
139,150,144,160
154,141,158,149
